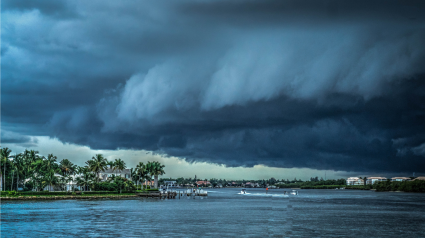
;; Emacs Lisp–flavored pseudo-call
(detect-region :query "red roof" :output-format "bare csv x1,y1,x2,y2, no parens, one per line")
196,181,211,185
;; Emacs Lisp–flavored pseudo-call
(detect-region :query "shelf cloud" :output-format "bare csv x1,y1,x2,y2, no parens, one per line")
2,0,425,173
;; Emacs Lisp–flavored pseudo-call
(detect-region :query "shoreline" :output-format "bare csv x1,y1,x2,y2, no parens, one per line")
1,194,138,201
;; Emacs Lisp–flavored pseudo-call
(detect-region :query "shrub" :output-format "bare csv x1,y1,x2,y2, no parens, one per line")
374,180,425,192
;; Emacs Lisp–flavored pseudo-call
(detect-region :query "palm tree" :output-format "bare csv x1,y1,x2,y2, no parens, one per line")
76,169,95,191
66,175,74,191
130,168,138,188
136,162,148,189
1,147,12,191
86,154,107,183
147,161,165,189
58,176,67,191
43,170,59,191
113,158,126,177
59,159,75,176
113,176,127,194
59,159,76,191
22,150,40,189
363,177,368,186
0,156,8,191
11,153,25,191
44,154,58,172
107,160,115,171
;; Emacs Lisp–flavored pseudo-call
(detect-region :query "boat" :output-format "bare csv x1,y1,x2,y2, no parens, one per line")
290,190,298,195
241,189,246,194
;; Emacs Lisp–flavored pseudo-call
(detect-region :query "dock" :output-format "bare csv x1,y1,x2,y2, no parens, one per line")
135,189,208,198
136,191,177,198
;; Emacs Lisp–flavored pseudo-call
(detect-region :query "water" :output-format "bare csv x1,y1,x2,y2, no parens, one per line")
2,188,425,237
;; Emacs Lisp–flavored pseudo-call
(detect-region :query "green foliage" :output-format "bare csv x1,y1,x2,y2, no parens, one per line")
300,185,345,189
276,179,347,189
135,188,159,193
374,180,425,192
344,185,373,190
94,181,118,191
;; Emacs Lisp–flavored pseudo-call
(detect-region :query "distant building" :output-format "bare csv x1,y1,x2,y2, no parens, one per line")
164,181,177,187
366,177,387,185
99,169,131,181
245,182,259,188
346,177,364,185
196,181,211,186
413,176,425,181
144,180,154,187
391,177,411,182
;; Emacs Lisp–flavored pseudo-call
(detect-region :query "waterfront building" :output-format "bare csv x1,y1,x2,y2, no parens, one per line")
413,176,425,181
346,177,364,185
98,169,131,181
366,177,387,185
144,180,154,187
196,181,211,186
164,181,177,187
244,182,260,188
391,177,411,182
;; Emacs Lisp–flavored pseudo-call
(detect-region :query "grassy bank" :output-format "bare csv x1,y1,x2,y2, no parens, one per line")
135,189,159,193
1,191,136,198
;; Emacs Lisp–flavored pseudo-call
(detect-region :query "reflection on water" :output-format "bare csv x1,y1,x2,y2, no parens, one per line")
2,188,425,237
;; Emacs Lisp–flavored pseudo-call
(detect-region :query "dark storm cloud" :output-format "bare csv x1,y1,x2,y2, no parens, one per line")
1,130,38,147
2,0,425,173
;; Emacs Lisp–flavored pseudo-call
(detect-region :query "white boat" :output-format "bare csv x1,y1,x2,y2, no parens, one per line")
290,190,298,195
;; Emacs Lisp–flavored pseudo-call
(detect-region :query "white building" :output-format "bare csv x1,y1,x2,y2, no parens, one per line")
164,181,177,187
346,177,364,185
366,177,387,185
391,177,411,182
98,169,131,181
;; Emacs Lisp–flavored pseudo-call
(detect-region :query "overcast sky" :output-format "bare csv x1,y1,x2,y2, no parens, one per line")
2,0,425,179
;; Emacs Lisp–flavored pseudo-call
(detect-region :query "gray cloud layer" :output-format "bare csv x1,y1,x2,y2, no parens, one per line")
2,0,425,173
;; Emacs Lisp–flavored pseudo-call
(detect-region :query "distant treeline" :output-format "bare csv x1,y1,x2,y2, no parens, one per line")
374,180,425,192
276,179,346,188
275,179,425,192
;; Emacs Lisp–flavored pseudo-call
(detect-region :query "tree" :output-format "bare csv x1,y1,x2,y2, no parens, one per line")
146,161,165,189
114,176,125,194
60,159,76,191
136,162,148,189
44,154,58,172
1,147,12,191
22,150,40,189
76,168,95,191
113,158,126,176
11,153,25,191
43,170,59,191
86,154,107,183
59,159,75,176
130,168,139,188
107,160,115,170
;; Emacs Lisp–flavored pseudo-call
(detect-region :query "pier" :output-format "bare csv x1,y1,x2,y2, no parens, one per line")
135,189,208,198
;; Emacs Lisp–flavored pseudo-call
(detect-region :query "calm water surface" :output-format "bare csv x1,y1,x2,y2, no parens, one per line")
1,188,425,237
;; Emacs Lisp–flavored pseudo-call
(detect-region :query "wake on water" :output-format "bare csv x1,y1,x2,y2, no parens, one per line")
237,192,289,197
